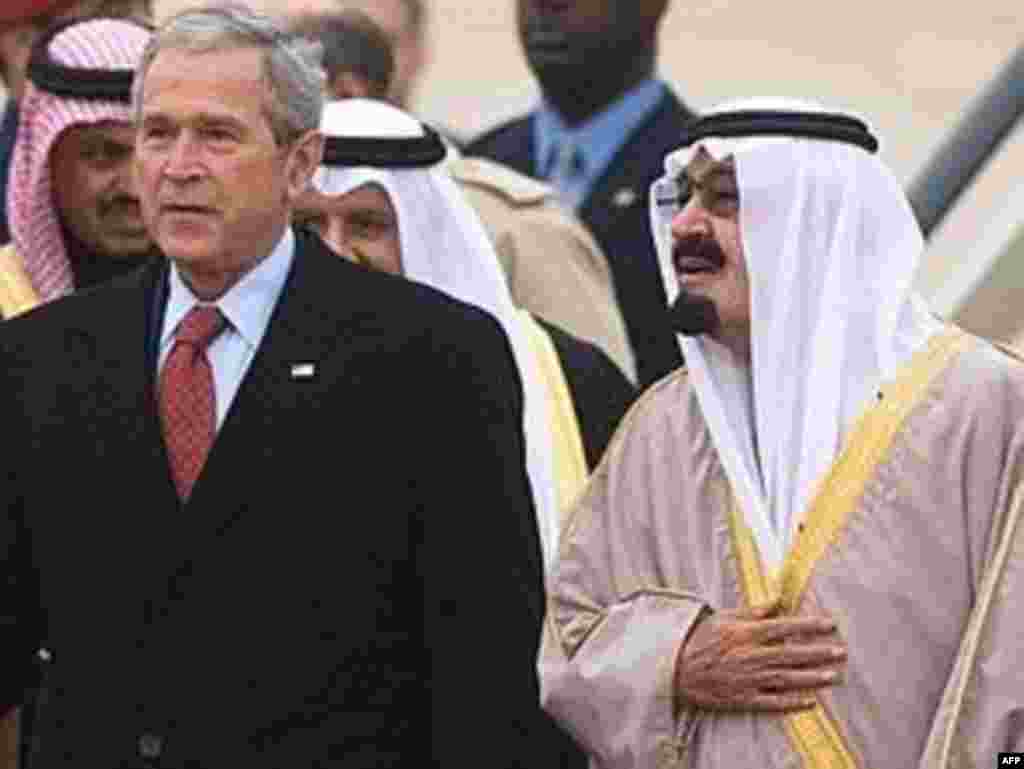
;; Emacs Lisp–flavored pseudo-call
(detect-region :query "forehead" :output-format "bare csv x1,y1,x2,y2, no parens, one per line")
299,182,395,214
522,0,661,22
139,46,268,123
684,146,736,182
60,120,135,145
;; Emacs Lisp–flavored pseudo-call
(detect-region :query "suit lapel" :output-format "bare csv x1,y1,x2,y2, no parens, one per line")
579,90,695,229
62,259,183,565
178,231,373,541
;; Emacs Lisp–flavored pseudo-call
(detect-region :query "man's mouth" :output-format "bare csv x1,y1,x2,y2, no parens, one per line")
672,235,725,277
162,204,216,216
675,255,720,275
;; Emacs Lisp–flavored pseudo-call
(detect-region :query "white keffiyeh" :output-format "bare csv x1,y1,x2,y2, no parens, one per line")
650,98,942,568
311,99,562,567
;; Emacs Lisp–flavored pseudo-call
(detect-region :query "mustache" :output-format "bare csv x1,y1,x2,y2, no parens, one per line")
99,195,141,218
672,232,726,270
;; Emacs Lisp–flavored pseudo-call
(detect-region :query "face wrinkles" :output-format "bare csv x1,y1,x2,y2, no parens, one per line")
50,120,153,261
134,46,319,299
681,152,739,217
667,147,751,357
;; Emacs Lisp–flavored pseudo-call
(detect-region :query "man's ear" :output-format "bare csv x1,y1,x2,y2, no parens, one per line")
284,129,325,201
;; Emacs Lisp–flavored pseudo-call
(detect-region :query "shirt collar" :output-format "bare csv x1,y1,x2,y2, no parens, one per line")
162,227,295,351
534,78,665,181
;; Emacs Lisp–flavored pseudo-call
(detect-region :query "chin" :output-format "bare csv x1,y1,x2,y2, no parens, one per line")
104,237,157,262
157,236,217,267
667,291,720,337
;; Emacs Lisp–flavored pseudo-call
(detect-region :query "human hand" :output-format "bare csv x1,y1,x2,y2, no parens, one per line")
674,600,847,713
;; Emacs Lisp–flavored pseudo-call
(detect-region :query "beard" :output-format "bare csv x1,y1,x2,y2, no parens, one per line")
667,231,725,336
667,290,720,336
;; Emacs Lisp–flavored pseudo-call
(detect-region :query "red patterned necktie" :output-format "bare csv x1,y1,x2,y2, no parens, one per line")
159,304,226,501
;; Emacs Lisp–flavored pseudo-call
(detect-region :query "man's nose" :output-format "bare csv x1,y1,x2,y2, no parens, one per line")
114,152,141,196
164,135,204,180
670,198,710,240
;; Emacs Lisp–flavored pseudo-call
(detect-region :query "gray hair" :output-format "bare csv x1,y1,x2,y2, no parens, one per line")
132,3,325,145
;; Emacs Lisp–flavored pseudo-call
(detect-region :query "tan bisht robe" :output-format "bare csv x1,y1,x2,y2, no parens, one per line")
541,325,1024,769
449,156,636,383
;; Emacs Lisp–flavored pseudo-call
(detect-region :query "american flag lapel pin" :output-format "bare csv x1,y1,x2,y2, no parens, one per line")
291,362,316,379
612,187,638,209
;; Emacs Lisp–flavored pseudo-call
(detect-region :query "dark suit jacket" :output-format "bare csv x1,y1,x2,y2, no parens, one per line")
0,229,553,768
538,318,636,470
466,88,696,389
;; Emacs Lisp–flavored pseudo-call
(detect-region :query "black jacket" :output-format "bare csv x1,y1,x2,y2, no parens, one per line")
0,229,556,768
467,88,696,388
539,318,636,470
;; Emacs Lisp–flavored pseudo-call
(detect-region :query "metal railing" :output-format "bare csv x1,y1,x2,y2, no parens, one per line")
907,44,1024,238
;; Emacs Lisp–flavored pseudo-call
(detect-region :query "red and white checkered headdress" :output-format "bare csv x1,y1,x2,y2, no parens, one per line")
8,17,150,301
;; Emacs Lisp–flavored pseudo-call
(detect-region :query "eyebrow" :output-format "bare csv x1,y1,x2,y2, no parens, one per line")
140,110,246,128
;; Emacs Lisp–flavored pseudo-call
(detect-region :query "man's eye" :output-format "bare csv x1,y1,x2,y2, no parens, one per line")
705,191,740,217
81,142,129,165
142,126,171,142
351,218,392,238
202,128,236,142
678,178,693,204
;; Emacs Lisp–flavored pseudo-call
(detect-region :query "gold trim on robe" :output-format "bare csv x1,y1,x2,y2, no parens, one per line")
727,325,972,769
518,309,590,518
0,244,41,319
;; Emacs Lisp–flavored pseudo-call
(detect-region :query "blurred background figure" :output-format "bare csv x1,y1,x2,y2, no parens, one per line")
0,0,152,244
288,0,424,109
467,0,695,388
145,0,1024,357
288,0,637,380
0,16,156,320
301,97,635,533
289,9,392,100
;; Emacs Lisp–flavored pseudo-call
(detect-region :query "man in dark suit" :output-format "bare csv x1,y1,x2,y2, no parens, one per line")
466,0,697,388
0,6,552,767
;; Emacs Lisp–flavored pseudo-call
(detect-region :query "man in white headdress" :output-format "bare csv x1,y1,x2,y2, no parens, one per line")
539,100,1024,768
300,96,638,768
286,3,637,382
299,99,636,564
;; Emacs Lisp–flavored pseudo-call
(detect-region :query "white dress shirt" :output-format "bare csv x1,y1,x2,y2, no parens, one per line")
158,228,295,430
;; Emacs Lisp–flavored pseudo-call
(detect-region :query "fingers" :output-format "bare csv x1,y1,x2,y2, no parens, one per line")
743,641,847,669
690,687,823,713
748,615,837,644
676,606,848,716
750,667,843,692
736,599,782,621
